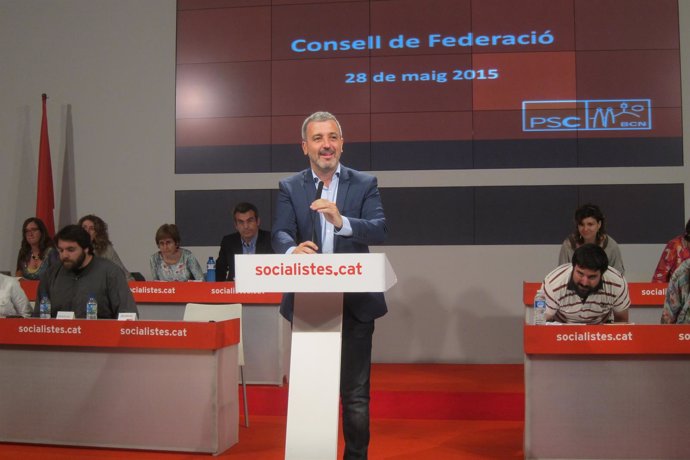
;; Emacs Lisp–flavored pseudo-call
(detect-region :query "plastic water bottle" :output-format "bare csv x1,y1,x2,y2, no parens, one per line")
206,256,216,282
39,295,51,319
86,295,98,320
533,289,547,325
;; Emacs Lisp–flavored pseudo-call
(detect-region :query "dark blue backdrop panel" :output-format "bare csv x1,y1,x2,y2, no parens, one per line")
175,137,684,174
379,187,475,245
577,138,683,168
473,139,579,169
371,141,474,171
175,145,272,174
175,184,684,246
474,185,577,245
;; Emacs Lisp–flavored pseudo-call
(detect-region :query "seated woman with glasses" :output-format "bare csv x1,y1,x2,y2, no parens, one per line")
149,223,203,281
15,217,57,280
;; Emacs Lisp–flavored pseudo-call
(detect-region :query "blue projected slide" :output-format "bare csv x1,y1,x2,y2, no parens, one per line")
175,0,681,174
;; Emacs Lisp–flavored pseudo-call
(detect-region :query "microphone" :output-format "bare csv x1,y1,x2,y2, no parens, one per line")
311,181,324,244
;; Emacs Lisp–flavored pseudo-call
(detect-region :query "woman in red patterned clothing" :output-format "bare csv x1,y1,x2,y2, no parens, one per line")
652,218,690,283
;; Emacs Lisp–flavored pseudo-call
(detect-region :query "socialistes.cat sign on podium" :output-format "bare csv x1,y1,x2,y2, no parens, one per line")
234,253,396,293
235,253,396,460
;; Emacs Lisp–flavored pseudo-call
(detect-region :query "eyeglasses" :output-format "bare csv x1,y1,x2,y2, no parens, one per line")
157,239,176,247
24,228,40,235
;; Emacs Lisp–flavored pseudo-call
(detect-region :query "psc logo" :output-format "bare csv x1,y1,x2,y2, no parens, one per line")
522,99,652,132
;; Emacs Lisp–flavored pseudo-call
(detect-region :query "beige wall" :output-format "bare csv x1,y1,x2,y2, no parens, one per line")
1,0,689,362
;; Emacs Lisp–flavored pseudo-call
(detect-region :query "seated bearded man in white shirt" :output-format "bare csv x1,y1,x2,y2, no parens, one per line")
542,243,630,324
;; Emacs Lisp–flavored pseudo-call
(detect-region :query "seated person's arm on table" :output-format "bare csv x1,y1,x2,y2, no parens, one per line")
613,309,629,323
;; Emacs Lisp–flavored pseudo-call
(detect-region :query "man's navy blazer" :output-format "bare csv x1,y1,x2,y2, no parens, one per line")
272,165,388,322
216,229,273,281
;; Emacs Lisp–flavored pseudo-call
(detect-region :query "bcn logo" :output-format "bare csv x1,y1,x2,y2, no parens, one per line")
522,99,652,132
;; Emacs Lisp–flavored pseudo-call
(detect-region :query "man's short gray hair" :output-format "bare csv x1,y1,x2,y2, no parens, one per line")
301,111,343,140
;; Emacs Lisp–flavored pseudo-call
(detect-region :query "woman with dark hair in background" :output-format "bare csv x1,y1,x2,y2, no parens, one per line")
15,217,56,280
558,203,625,275
149,223,203,281
652,218,690,283
79,214,132,280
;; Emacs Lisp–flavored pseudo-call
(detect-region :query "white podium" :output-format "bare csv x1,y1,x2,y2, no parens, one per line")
235,253,396,460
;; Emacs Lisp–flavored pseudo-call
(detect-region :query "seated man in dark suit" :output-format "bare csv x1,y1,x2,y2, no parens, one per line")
216,202,273,281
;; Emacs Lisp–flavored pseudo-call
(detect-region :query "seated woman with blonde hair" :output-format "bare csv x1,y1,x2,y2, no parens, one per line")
79,214,132,280
149,223,203,281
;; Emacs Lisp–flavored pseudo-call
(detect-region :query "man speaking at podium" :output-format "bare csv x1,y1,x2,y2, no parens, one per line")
272,111,387,460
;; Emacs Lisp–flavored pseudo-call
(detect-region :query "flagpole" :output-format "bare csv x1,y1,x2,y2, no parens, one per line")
36,93,56,238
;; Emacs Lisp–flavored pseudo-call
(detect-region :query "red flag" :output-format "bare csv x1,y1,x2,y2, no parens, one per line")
36,93,55,237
